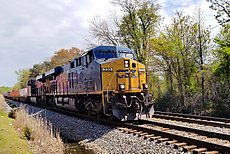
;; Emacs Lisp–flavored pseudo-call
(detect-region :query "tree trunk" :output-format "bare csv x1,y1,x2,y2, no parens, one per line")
198,18,205,108
177,58,184,107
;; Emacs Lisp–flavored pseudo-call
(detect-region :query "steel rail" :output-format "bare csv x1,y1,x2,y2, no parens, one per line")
120,122,230,153
155,111,230,124
135,119,230,141
152,113,230,128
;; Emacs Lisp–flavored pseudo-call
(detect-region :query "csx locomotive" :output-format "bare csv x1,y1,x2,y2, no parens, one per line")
6,46,154,120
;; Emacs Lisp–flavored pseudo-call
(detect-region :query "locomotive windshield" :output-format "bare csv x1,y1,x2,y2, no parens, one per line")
117,51,134,59
92,46,135,60
94,50,116,59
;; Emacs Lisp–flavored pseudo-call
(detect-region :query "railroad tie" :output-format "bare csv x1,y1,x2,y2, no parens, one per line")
118,127,126,131
223,143,230,147
166,140,177,145
119,128,136,134
156,138,169,143
183,145,197,152
138,132,148,137
201,151,219,154
150,136,161,141
192,148,207,154
144,134,155,139
133,131,143,136
160,128,170,131
221,140,230,144
174,142,187,149
127,129,137,134
123,128,130,133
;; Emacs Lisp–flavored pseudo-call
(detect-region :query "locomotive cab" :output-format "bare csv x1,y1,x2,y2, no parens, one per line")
94,46,154,120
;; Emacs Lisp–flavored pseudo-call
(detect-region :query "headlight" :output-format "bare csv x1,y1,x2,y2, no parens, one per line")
119,84,125,90
143,83,148,90
124,60,129,68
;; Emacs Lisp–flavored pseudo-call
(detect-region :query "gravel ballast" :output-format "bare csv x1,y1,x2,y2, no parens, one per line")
7,100,185,154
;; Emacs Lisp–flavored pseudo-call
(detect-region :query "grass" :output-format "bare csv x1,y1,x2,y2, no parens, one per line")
0,109,32,154
14,107,64,154
0,94,64,154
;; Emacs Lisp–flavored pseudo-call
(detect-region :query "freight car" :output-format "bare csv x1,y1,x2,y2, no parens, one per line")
7,46,154,120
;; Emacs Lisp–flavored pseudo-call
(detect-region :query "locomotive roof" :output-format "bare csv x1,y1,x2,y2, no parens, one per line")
44,66,63,77
35,46,134,81
35,66,63,82
36,74,44,81
94,45,129,49
80,46,134,56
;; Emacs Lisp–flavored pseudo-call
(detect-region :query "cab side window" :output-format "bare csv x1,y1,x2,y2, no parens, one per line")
88,50,94,63
86,51,94,67
70,61,75,68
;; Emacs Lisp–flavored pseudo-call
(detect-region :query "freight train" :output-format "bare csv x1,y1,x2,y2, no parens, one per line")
5,46,154,120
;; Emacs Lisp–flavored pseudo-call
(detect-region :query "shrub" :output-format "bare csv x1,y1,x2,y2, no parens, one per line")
155,90,181,112
14,107,64,154
23,126,33,141
8,109,17,119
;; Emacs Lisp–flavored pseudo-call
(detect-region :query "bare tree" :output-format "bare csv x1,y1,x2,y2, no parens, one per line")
207,0,230,25
89,16,120,46
88,0,160,64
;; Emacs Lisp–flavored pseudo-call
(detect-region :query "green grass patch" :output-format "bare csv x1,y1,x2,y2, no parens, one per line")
0,111,32,154
0,110,7,117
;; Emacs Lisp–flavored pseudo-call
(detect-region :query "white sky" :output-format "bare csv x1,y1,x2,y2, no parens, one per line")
0,0,219,87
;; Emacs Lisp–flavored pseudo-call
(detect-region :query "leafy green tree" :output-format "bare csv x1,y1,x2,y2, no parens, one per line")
13,69,31,89
0,86,12,94
115,0,160,64
29,61,51,78
213,25,230,83
210,24,230,118
150,11,211,113
208,0,230,114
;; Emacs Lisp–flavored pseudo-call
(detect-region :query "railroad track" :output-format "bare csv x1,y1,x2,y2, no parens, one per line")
119,119,230,153
6,99,230,153
153,111,230,128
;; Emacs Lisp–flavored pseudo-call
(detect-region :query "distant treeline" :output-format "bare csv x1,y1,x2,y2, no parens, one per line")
0,86,12,94
13,0,230,117
13,47,82,90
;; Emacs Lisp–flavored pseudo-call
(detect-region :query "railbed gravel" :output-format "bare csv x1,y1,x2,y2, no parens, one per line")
6,100,186,154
